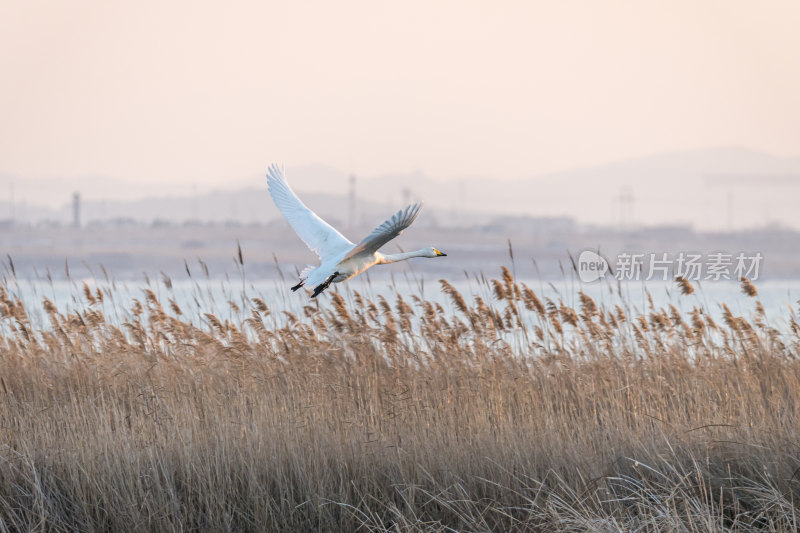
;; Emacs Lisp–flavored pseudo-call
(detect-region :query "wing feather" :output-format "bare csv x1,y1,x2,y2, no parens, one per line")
266,165,354,261
342,203,423,261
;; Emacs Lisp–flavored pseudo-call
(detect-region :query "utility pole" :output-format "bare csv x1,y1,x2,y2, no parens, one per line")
617,185,634,231
72,192,81,228
9,182,14,224
402,187,411,207
726,190,733,231
348,174,356,231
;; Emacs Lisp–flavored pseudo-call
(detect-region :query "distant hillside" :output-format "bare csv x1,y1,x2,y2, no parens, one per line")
239,148,800,230
3,147,799,230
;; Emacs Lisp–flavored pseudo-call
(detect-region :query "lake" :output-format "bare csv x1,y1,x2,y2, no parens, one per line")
4,270,799,332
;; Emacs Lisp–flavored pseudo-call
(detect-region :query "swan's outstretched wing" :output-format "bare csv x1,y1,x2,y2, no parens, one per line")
342,203,422,261
266,165,354,261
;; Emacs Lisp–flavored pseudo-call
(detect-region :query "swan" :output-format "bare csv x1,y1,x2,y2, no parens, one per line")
266,164,446,298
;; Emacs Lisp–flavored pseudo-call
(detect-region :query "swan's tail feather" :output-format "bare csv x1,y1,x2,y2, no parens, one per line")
299,265,315,278
290,265,315,292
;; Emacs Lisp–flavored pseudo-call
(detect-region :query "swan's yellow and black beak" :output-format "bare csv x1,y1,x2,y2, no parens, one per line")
434,249,447,257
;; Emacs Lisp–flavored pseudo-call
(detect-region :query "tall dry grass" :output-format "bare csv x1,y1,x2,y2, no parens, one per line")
0,268,799,532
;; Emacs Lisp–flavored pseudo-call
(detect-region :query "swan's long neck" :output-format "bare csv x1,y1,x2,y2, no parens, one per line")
379,250,428,264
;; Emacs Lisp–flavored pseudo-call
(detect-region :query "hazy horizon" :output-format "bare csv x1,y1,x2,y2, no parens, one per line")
3,1,800,230
3,145,800,232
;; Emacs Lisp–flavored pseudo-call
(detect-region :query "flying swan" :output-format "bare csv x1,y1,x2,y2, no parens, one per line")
266,164,446,298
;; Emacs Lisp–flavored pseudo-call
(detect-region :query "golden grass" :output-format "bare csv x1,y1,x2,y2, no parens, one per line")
0,269,799,531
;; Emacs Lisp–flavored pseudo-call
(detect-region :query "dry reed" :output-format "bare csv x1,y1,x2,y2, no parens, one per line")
0,267,798,532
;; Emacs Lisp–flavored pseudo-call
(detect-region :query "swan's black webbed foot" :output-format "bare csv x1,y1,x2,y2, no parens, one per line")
290,280,304,292
311,272,338,298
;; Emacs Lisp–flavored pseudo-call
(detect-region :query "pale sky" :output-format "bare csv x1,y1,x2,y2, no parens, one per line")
1,0,799,188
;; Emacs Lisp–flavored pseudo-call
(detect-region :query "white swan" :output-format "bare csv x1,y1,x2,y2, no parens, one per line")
266,164,446,298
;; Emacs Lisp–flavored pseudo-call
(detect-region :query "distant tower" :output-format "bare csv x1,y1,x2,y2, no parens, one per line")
72,192,81,228
617,185,634,231
348,174,356,231
458,179,466,226
726,190,733,231
8,182,14,224
402,187,411,206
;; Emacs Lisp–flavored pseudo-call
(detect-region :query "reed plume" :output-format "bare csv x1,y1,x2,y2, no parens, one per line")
740,277,758,297
439,279,468,314
521,283,546,316
675,275,695,295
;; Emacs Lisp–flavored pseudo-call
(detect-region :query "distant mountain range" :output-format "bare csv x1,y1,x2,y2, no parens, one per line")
2,147,799,230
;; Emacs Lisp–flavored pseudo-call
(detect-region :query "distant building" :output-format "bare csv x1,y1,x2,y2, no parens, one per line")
483,215,576,234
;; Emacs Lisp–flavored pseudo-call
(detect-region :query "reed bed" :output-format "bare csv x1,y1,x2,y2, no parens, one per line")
1,265,799,532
